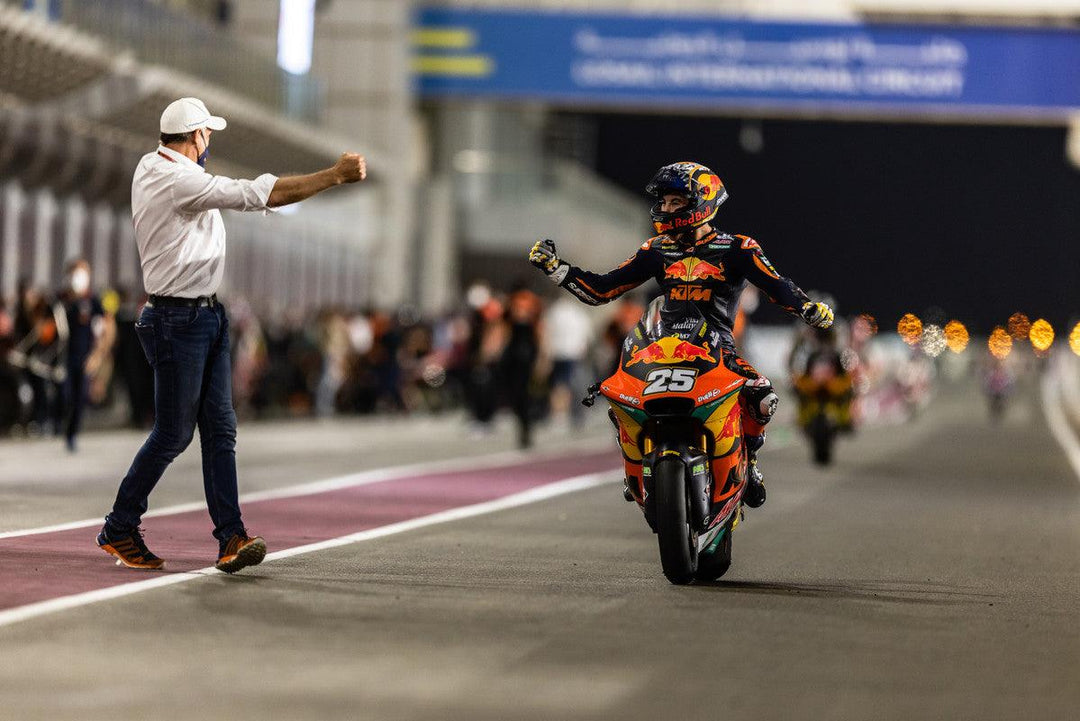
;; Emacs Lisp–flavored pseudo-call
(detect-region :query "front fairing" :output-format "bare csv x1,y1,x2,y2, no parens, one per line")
601,297,739,412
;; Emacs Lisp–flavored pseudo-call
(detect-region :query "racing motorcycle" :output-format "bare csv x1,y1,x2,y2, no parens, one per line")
792,351,853,466
586,297,751,585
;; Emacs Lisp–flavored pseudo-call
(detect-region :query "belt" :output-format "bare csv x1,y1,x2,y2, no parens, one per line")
147,294,218,308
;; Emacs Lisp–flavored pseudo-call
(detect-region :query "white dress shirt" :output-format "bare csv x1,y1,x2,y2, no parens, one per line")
131,145,278,298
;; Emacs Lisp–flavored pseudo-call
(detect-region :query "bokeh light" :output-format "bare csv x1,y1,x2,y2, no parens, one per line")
1007,312,1031,342
921,324,946,357
856,313,878,336
944,320,969,354
1029,319,1054,352
1070,322,1080,357
988,326,1012,360
898,313,923,346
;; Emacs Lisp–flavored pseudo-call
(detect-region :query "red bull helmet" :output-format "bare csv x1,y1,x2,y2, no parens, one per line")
646,162,728,237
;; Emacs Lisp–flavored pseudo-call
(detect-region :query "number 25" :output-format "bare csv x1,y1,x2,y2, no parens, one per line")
644,368,697,395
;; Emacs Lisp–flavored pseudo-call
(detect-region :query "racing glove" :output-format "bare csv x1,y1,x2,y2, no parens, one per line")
801,301,835,329
529,239,569,285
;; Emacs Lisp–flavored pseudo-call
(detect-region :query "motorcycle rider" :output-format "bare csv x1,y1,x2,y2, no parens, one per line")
529,161,834,507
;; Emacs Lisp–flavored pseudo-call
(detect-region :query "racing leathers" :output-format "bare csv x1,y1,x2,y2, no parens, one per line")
552,229,813,501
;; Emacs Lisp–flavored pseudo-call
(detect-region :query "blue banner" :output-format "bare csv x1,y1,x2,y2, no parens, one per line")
414,8,1080,119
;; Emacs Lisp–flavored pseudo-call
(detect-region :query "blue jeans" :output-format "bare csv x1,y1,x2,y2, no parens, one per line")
106,303,243,543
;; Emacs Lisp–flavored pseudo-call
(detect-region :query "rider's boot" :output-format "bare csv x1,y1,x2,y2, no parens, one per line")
743,456,766,508
742,433,767,509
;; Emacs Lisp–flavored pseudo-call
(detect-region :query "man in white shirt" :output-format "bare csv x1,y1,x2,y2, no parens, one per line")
97,97,366,574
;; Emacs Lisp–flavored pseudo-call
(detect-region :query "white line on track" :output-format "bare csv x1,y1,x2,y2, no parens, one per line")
1041,354,1080,482
0,470,617,629
0,439,610,540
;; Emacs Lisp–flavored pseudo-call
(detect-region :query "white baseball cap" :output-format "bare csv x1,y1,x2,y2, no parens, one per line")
159,97,227,134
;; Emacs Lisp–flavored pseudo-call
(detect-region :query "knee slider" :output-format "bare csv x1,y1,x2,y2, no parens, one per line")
744,377,778,424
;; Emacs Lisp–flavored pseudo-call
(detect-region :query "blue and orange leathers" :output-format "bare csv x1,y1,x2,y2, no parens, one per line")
556,229,813,473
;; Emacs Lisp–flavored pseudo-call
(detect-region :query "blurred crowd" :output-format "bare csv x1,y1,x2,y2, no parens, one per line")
3,261,1023,451
0,261,650,449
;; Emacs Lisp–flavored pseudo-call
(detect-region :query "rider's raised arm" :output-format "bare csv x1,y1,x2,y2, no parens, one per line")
727,235,810,315
532,239,663,306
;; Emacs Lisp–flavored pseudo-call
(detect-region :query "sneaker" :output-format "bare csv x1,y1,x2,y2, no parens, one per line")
97,526,165,570
215,533,267,574
743,461,767,509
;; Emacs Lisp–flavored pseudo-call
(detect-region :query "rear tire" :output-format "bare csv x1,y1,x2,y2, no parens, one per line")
654,457,697,584
811,415,834,466
695,525,732,581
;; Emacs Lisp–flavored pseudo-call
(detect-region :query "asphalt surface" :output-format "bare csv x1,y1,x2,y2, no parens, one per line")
0,379,1078,721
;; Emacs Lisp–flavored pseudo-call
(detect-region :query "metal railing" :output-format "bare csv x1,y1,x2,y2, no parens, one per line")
54,0,323,121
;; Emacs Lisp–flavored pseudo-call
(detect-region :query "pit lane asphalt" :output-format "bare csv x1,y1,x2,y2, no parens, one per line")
0,379,1077,721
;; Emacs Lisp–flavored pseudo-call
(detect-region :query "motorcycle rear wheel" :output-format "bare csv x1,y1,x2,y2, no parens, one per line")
655,457,698,585
811,415,834,466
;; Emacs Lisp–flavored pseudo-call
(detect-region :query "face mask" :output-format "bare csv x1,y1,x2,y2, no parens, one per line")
70,269,90,295
196,130,210,167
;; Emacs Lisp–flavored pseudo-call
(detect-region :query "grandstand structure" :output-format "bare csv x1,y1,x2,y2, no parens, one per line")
0,0,386,314
0,0,1076,315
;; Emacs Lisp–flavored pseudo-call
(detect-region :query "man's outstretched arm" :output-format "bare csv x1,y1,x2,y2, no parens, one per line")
267,153,366,207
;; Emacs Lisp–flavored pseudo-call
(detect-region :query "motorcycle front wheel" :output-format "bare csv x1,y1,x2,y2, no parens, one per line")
655,457,698,585
695,524,732,582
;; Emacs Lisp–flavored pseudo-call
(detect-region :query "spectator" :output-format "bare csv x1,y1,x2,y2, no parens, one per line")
501,283,544,448
544,296,593,428
57,259,110,452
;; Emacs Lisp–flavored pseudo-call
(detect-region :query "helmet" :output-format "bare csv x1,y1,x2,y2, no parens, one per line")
646,162,728,236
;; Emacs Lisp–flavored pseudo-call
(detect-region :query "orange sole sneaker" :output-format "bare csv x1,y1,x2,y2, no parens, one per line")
96,532,166,570
215,536,267,574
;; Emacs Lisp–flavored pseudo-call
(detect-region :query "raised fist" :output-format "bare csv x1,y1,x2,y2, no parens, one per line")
801,301,835,329
529,239,569,285
335,153,366,184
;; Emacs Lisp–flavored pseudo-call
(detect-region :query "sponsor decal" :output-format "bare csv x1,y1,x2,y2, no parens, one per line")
565,282,600,305
754,253,780,279
664,258,725,282
671,209,715,228
618,393,641,406
696,388,722,403
668,286,713,302
696,172,724,201
625,337,716,366
692,463,707,475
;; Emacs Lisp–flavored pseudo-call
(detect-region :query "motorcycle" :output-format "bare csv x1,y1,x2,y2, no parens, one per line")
586,297,751,585
982,359,1014,423
792,351,853,466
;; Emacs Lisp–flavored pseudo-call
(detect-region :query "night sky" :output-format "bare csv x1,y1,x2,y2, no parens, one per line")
567,112,1079,334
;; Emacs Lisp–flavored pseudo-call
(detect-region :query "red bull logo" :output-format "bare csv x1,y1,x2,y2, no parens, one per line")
697,172,724,201
671,340,714,361
625,337,716,366
663,258,726,282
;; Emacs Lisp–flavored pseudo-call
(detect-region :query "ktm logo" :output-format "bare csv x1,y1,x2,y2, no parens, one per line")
669,286,713,302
